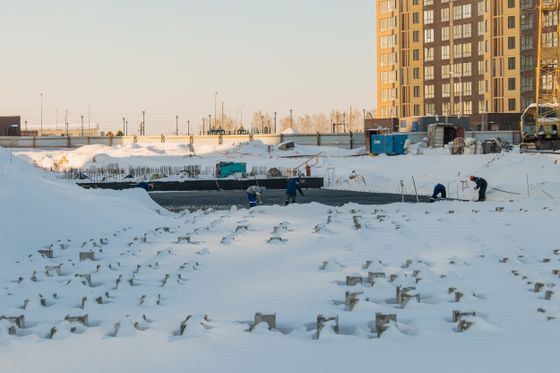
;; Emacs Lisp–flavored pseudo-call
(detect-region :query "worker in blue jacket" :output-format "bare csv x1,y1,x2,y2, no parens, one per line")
430,183,447,202
285,177,304,205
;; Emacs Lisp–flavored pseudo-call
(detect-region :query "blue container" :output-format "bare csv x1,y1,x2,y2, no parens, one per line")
370,134,408,155
217,162,247,178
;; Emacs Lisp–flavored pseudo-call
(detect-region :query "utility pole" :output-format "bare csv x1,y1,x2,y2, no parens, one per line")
88,105,91,133
202,117,206,134
240,106,243,128
25,120,28,131
81,115,84,136
349,106,352,133
290,109,293,129
208,115,212,134
214,92,218,130
122,117,126,135
187,120,190,135
175,115,179,135
125,120,128,136
40,93,43,135
221,101,224,130
142,111,146,136
261,115,264,133
65,110,68,136
274,112,277,133
55,109,58,130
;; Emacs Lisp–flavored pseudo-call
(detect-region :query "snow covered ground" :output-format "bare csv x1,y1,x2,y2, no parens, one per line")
2,143,560,372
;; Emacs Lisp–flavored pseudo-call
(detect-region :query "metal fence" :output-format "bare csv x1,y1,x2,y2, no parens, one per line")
0,130,521,150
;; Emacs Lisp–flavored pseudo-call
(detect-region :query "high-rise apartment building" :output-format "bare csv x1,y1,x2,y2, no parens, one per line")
376,0,539,130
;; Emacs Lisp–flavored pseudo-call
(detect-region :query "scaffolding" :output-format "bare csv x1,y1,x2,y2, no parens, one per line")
536,0,560,117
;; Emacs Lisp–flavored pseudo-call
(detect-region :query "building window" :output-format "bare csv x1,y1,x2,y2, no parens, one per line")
424,0,434,6
413,12,419,24
424,29,434,43
521,35,533,50
425,47,434,61
442,65,450,79
463,4,472,18
478,60,484,75
508,98,516,111
521,14,533,30
441,8,450,22
442,27,450,42
521,0,533,9
454,44,463,59
508,37,516,49
463,62,472,76
508,16,516,29
454,24,462,39
425,65,434,80
441,45,450,60
442,83,450,98
425,103,435,116
424,10,434,24
478,21,484,36
413,67,420,79
478,40,484,56
413,104,421,116
463,82,472,96
463,101,472,115
463,24,472,38
413,31,420,42
508,57,516,70
478,80,485,94
478,1,484,16
413,49,420,60
463,43,472,57
453,5,462,20
508,0,515,8
425,85,434,98
522,76,534,92
442,102,450,116
521,55,533,71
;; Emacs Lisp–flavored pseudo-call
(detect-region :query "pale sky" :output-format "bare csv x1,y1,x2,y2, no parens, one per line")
0,0,376,134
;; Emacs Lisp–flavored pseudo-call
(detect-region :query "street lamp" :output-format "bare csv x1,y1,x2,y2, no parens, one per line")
40,93,43,135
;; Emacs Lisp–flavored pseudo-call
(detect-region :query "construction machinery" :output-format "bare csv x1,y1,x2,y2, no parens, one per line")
521,0,560,151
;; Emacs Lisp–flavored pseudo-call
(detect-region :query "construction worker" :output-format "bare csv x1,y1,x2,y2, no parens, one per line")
246,185,265,208
430,183,447,202
285,177,304,205
469,176,488,201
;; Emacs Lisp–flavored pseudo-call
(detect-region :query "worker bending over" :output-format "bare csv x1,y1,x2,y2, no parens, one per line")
469,176,488,202
246,185,265,208
430,183,447,202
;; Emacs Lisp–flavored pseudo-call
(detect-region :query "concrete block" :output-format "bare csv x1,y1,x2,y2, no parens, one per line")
499,257,509,263
367,272,385,284
79,252,96,261
177,236,192,244
316,315,339,339
458,319,474,332
44,264,63,276
495,207,504,212
267,236,287,243
346,276,362,286
454,292,464,302
38,249,53,259
65,314,88,326
0,315,25,328
75,273,92,286
396,286,419,307
534,282,545,293
362,260,372,270
251,313,276,331
452,310,475,323
345,291,362,311
389,274,398,282
545,290,554,300
375,313,396,337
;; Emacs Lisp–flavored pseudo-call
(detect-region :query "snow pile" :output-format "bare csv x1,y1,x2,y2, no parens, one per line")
0,147,169,261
